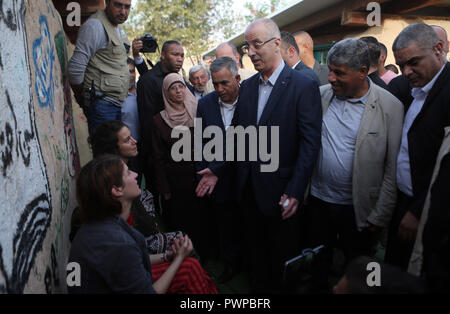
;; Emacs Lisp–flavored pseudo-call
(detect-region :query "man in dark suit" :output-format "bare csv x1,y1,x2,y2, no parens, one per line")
280,31,320,85
195,57,242,283
385,23,450,270
235,18,322,293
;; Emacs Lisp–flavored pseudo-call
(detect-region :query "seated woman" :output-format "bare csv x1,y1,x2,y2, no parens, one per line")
83,120,183,255
151,73,208,258
68,155,217,294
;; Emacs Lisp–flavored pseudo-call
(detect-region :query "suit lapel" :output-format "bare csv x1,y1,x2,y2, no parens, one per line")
410,63,449,131
258,64,291,126
246,75,260,126
210,93,226,131
355,87,378,152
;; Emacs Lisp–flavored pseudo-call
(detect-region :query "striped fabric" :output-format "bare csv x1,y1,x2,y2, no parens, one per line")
151,257,218,294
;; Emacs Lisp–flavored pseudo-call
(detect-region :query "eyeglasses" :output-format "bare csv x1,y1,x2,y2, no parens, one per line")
242,37,276,54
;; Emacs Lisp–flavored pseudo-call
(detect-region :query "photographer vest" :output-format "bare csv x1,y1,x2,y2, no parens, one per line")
83,10,130,103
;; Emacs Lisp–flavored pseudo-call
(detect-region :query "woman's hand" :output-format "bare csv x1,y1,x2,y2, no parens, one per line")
172,235,193,261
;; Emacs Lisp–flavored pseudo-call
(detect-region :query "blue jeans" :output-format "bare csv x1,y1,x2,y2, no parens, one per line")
87,98,122,136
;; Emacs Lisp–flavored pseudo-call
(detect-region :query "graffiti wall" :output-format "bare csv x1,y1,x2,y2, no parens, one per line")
0,0,83,293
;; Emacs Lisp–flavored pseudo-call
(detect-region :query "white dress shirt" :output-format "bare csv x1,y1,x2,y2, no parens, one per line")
219,97,238,129
396,64,446,196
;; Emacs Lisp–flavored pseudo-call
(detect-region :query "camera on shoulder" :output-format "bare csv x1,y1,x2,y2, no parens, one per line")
140,33,158,53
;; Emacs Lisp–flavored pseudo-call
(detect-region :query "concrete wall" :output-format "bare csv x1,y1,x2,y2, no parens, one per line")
0,0,89,293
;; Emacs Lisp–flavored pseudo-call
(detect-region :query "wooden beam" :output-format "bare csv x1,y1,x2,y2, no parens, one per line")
309,11,450,45
383,0,445,14
341,8,450,27
341,11,369,27
283,0,389,34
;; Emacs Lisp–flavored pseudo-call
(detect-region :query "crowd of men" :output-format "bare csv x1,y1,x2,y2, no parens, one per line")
67,0,450,293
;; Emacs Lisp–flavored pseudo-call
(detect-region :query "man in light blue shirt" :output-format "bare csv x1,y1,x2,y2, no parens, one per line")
308,38,404,292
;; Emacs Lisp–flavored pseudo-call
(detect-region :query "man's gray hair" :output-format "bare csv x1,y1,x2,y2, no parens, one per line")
393,23,440,51
246,18,281,39
210,57,238,76
189,64,209,79
328,38,370,72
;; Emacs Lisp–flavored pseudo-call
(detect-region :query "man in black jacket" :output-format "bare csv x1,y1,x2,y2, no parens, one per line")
385,23,450,270
235,19,322,293
280,31,320,85
195,57,243,283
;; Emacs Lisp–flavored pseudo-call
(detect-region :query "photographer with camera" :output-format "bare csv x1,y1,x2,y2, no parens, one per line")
68,0,132,136
131,34,159,75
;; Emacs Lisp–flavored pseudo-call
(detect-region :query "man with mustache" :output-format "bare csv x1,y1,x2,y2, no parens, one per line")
68,0,132,136
385,23,450,271
189,65,209,100
307,38,404,292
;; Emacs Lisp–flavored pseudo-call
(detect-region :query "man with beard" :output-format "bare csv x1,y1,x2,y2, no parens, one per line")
68,0,132,135
189,65,209,100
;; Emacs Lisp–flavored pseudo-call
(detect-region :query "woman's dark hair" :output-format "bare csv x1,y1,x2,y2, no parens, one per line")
76,154,124,222
88,120,126,158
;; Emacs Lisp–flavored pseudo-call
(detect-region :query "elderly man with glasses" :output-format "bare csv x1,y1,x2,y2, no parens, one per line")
234,18,322,293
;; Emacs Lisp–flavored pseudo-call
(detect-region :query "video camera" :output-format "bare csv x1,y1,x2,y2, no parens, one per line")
139,33,158,53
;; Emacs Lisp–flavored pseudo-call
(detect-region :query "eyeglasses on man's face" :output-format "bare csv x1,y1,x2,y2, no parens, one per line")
242,37,276,54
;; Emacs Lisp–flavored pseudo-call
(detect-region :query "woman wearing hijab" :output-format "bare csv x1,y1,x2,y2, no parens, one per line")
151,73,209,260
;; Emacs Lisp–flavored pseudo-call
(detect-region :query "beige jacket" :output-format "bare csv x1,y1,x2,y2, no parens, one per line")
320,81,404,229
408,127,450,276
